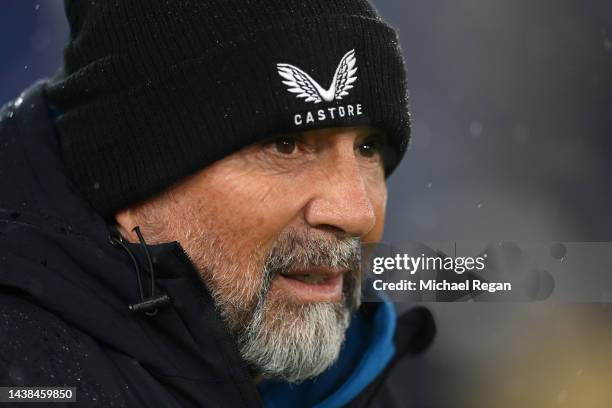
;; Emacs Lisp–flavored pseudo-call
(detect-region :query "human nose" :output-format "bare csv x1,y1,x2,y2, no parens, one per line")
303,155,376,238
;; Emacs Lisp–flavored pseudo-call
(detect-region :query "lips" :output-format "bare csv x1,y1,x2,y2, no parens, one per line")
280,266,343,282
274,267,346,303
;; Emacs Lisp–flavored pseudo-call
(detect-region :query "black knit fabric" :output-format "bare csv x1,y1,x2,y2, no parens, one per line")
46,0,411,217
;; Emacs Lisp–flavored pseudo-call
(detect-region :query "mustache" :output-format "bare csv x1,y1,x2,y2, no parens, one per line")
258,229,362,303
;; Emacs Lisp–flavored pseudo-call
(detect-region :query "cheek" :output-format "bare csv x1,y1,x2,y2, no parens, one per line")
198,169,304,255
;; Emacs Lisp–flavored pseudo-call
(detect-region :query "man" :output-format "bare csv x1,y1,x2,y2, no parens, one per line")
0,0,434,406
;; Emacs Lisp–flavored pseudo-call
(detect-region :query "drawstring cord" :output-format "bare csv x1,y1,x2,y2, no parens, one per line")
109,230,146,303
133,227,156,300
108,226,171,316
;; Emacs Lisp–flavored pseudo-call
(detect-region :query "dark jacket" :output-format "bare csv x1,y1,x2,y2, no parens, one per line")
0,82,435,407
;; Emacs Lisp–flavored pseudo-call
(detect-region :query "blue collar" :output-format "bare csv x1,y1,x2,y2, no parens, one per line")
257,299,396,408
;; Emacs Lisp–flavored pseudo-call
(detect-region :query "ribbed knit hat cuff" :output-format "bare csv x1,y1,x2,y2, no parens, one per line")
49,15,410,217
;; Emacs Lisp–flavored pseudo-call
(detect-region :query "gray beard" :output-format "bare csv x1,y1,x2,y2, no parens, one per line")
226,233,362,383
238,297,352,382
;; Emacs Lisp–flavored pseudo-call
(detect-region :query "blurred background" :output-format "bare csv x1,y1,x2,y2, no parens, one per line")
2,0,611,406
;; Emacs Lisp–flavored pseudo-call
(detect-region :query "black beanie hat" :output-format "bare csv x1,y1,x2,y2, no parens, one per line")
46,0,411,217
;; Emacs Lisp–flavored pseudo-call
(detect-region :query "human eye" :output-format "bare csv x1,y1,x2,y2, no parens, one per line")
263,133,306,157
357,132,386,160
273,136,298,155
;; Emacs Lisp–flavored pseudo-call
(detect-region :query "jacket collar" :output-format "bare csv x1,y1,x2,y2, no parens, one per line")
1,81,263,406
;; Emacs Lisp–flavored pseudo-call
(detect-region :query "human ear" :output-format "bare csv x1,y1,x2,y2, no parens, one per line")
114,208,140,243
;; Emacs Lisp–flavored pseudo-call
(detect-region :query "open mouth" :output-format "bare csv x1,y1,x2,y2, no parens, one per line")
274,267,346,303
279,272,331,284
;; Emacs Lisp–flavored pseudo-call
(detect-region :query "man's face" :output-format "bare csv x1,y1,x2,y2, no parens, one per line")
116,126,388,382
